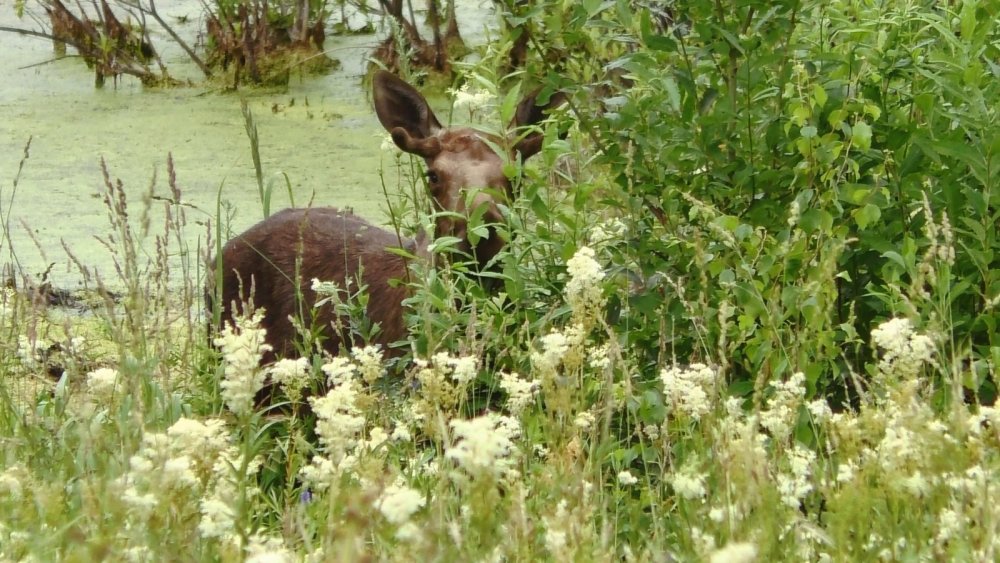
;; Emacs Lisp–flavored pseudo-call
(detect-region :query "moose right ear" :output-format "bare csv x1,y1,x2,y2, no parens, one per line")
373,71,443,141
511,88,568,161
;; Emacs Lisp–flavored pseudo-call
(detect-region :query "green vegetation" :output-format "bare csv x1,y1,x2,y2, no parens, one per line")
2,0,999,560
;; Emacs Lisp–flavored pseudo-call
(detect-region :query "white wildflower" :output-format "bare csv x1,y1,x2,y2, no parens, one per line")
574,410,596,430
451,81,495,114
123,546,152,563
618,470,639,486
671,466,707,500
565,246,606,325
710,542,757,563
310,380,365,459
375,483,425,525
588,343,612,370
806,399,832,423
214,310,271,416
433,352,477,385
777,444,815,508
660,363,719,421
86,368,120,401
360,427,389,452
245,534,293,563
588,218,627,246
534,330,570,374
351,345,384,384
871,317,935,379
162,456,198,488
900,471,930,497
269,357,311,402
935,508,961,543
310,278,341,296
544,528,568,556
122,486,158,516
446,413,520,479
396,522,421,542
760,372,807,440
0,465,25,500
198,497,236,538
787,200,801,227
836,460,856,483
321,356,356,385
167,417,231,463
391,423,412,442
499,371,539,414
379,132,399,153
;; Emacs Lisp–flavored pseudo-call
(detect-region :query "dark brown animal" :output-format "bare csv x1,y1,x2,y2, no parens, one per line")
212,71,564,361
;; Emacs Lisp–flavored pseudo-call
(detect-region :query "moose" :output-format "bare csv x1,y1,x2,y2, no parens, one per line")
212,70,565,362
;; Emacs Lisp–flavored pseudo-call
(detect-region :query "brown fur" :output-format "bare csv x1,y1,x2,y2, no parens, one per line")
212,71,565,363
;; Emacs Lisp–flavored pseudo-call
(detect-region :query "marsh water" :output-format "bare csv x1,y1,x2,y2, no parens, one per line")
0,3,491,291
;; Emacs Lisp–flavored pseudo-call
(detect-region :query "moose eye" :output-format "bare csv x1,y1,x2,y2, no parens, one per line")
426,171,440,184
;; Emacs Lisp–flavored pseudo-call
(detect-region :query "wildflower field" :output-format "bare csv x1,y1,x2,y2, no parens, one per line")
2,0,1000,561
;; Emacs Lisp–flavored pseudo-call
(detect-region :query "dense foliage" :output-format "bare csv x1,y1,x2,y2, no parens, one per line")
2,0,999,560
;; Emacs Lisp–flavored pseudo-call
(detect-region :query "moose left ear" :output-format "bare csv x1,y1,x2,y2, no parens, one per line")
511,89,569,161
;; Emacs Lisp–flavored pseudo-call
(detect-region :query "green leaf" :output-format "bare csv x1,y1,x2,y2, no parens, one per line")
663,76,681,113
812,84,828,108
853,203,881,230
960,0,978,41
881,251,906,269
852,121,872,151
800,209,833,233
828,109,847,129
499,86,521,125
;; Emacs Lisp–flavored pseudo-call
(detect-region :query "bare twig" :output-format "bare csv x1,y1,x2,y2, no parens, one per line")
141,0,213,78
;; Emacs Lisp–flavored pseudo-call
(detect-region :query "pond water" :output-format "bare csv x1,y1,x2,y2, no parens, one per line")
0,2,494,291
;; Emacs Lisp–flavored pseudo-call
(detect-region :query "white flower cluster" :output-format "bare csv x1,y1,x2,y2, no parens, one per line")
760,372,807,440
776,444,816,509
446,413,521,480
618,470,638,486
660,363,719,421
305,379,365,483
214,310,272,416
671,464,707,500
543,499,572,557
870,317,934,379
587,218,628,247
709,542,758,563
352,345,385,384
117,417,234,530
198,446,262,543
86,367,120,402
532,324,589,380
411,352,480,423
375,481,425,541
432,352,478,385
321,356,355,385
0,465,26,501
450,81,496,115
245,534,294,563
268,358,310,403
565,246,606,326
498,371,540,415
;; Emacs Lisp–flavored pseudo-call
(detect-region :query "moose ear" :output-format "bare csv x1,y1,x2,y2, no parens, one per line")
373,71,443,146
510,89,568,161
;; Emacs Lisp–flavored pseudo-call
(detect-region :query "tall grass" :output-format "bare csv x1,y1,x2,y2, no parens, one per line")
2,0,999,560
